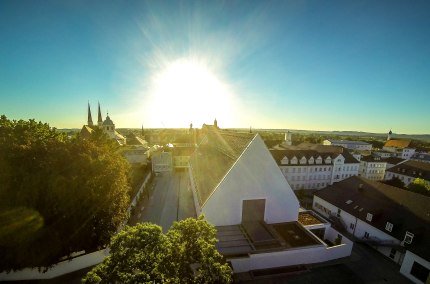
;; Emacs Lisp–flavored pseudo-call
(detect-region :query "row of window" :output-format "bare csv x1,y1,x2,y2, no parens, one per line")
291,182,327,190
363,163,385,168
288,174,330,181
281,156,333,165
314,201,331,215
385,173,413,183
282,165,359,174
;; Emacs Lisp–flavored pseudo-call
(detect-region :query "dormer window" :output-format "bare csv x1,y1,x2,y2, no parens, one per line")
316,156,322,164
404,232,414,244
281,156,289,165
300,156,307,165
385,222,393,232
309,157,314,164
325,157,332,164
366,213,373,222
291,156,298,164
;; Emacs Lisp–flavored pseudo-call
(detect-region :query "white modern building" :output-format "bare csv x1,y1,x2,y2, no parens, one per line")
313,176,430,284
384,160,430,187
323,139,372,151
270,148,360,190
188,128,353,274
358,155,387,181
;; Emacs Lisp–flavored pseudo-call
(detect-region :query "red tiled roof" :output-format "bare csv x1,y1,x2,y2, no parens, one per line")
384,139,411,148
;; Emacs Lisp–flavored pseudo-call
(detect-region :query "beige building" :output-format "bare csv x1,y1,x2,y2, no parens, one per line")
359,155,387,181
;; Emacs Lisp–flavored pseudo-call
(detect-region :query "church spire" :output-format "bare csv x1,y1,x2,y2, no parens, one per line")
97,102,103,126
87,102,93,126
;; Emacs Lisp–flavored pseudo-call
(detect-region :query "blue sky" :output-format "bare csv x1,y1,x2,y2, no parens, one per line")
1,0,429,133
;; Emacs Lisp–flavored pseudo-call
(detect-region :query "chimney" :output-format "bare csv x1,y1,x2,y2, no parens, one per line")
358,184,364,191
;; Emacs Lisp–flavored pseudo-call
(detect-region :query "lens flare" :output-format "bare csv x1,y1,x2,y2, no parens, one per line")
143,57,236,128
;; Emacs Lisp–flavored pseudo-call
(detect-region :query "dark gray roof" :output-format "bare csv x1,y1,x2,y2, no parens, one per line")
315,176,430,258
270,147,359,166
382,157,406,165
326,139,371,146
189,129,256,206
386,160,430,180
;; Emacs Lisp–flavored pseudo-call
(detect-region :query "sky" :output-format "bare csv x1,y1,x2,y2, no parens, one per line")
0,0,429,134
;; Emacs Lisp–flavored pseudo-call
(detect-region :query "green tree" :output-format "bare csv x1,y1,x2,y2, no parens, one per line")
83,217,232,284
0,115,130,271
407,178,430,197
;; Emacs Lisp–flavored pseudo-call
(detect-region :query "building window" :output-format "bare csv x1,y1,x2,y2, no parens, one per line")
389,248,396,259
366,213,373,222
337,208,341,218
385,222,393,232
364,232,369,239
349,223,355,230
404,231,414,244
410,261,430,283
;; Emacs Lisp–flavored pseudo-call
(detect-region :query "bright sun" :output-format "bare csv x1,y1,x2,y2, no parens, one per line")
145,58,235,127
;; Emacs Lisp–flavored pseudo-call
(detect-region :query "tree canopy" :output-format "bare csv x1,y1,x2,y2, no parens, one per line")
83,217,232,284
0,115,131,271
407,178,430,197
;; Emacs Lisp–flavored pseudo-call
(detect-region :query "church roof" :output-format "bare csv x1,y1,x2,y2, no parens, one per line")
189,129,256,207
384,139,412,148
80,125,95,139
103,115,114,126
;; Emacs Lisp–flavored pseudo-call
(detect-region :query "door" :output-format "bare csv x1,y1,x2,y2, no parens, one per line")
242,199,265,223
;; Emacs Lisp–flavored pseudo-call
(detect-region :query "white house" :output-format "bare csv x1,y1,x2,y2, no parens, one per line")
384,160,430,187
313,176,430,284
188,128,353,274
358,155,387,181
270,147,360,191
323,139,372,151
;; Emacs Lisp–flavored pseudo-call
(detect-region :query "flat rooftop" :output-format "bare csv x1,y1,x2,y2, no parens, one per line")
298,211,327,226
216,221,323,257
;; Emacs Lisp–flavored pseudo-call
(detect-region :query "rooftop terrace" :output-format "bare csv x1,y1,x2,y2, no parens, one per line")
216,221,323,257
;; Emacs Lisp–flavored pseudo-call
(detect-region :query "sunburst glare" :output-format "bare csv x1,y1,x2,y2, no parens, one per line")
143,57,236,128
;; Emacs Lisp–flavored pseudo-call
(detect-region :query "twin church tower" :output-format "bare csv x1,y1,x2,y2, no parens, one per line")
82,102,126,145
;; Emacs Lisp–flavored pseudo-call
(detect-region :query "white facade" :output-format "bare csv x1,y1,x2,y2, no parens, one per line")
400,250,430,284
313,196,403,262
323,140,372,151
198,135,299,226
383,146,416,160
373,151,393,158
279,155,359,190
359,159,387,181
151,151,172,172
384,171,426,187
230,226,353,273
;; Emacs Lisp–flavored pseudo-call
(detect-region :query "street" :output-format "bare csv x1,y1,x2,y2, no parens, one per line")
140,171,196,232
